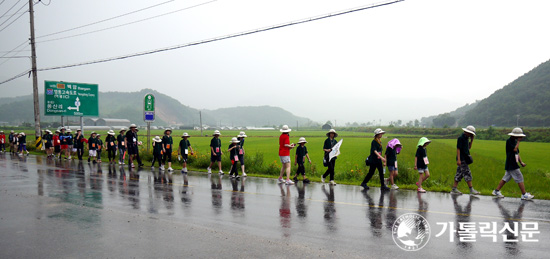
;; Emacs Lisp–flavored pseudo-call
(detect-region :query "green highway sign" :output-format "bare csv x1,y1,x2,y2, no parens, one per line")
144,93,155,122
44,81,98,117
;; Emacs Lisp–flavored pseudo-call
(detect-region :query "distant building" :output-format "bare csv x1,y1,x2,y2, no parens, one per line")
96,118,131,127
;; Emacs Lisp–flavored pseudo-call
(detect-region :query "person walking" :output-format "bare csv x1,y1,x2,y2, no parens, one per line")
105,130,117,165
59,127,68,159
151,136,164,169
96,134,103,163
0,130,6,153
293,137,312,183
228,137,241,179
117,128,127,165
43,130,53,157
278,125,295,185
451,126,480,195
361,128,389,191
65,129,73,159
74,129,85,161
415,137,431,193
207,130,224,175
162,128,174,171
322,129,339,185
125,124,139,168
87,132,98,163
177,132,193,174
492,128,534,200
385,138,402,190
237,132,247,177
8,130,15,154
53,130,61,158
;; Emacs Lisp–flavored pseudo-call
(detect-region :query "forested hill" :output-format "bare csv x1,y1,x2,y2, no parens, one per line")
0,89,311,127
461,59,550,127
426,59,550,127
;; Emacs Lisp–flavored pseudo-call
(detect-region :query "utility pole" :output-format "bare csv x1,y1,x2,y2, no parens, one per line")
29,0,41,138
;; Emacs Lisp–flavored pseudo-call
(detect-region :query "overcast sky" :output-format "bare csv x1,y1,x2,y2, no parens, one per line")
1,0,550,125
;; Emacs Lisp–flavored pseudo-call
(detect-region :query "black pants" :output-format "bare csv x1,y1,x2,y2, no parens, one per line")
296,163,305,176
322,158,336,181
152,153,162,167
230,161,239,176
136,152,142,165
107,149,116,161
76,146,84,160
163,150,172,164
362,162,384,186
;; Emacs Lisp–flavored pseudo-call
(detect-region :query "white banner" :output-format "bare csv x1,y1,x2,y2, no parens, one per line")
329,139,343,161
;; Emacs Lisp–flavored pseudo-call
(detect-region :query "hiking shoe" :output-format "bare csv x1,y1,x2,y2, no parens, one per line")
303,178,310,184
417,188,426,193
242,172,247,177
329,180,336,185
131,164,135,168
160,166,165,171
230,174,236,178
151,166,155,169
207,167,212,174
451,188,463,195
492,190,504,198
293,176,298,182
321,176,325,183
470,189,480,195
236,175,240,180
391,184,399,190
521,193,534,200
381,185,390,191
285,179,295,185
168,167,173,171
360,183,369,190
218,171,224,175
278,177,285,183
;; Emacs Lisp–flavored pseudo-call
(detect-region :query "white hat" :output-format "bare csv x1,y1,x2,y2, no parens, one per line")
107,130,115,135
0,130,3,133
238,131,247,138
298,137,307,143
66,129,72,133
153,136,162,142
326,129,338,138
96,133,101,136
462,125,476,136
90,131,96,134
45,130,51,133
164,128,172,133
55,130,60,133
10,130,14,133
181,132,190,138
129,124,137,128
280,125,291,133
20,132,25,136
213,130,221,136
119,127,127,132
230,137,240,143
374,128,386,136
508,128,526,137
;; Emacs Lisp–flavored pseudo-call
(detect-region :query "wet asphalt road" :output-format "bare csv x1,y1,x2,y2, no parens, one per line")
1,154,549,258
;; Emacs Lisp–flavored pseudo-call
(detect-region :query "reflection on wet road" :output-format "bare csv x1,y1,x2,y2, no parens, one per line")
1,155,549,258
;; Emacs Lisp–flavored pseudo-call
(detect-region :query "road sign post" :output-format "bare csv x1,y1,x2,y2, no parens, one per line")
144,93,155,152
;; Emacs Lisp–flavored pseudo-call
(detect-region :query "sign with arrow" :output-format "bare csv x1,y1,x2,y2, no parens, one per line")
44,81,98,116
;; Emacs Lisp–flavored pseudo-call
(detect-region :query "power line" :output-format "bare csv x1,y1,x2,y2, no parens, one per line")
36,0,175,39
0,40,29,67
0,68,31,85
0,40,28,58
0,0,23,21
0,49,29,53
0,7,28,33
1,0,405,85
36,0,216,43
0,2,27,28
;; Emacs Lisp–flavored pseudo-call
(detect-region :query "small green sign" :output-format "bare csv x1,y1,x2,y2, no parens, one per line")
144,93,155,122
144,94,155,112
44,81,99,117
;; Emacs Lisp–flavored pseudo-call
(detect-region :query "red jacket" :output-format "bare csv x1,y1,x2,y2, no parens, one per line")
0,134,5,144
53,135,60,146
